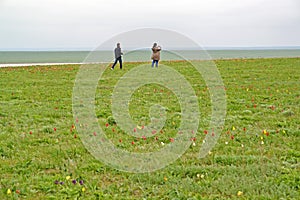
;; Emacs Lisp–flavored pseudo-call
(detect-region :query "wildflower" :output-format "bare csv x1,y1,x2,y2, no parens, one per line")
54,127,57,131
54,180,59,184
192,142,196,146
197,174,205,179
93,132,97,136
7,189,12,195
282,130,286,134
243,127,246,132
164,177,168,181
79,180,84,185
29,131,32,135
16,190,20,194
230,135,234,140
161,142,165,146
232,126,236,131
133,128,137,132
131,141,135,145
237,191,243,196
225,141,228,145
105,123,109,127
261,141,264,145
72,179,77,184
74,134,77,138
204,130,208,134
60,181,64,185
119,139,122,143
82,187,86,192
169,138,174,142
152,130,157,134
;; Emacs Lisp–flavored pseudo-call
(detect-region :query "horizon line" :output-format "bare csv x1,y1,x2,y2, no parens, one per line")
1,46,300,51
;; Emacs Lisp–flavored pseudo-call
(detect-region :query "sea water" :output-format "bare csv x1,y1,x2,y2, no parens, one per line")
0,49,299,65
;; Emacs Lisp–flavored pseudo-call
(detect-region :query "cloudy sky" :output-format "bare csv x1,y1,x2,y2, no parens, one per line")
0,0,299,50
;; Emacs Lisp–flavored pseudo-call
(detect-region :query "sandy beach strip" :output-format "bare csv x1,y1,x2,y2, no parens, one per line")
0,62,112,68
0,63,84,68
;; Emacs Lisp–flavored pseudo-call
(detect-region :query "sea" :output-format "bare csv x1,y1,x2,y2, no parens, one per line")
0,48,299,66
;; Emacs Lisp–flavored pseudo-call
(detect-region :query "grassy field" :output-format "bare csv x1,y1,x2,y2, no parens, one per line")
0,58,299,199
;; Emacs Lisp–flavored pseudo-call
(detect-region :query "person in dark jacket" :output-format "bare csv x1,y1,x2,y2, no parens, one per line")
111,43,123,70
151,43,161,67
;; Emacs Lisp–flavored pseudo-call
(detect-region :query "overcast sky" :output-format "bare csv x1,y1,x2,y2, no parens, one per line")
0,0,299,50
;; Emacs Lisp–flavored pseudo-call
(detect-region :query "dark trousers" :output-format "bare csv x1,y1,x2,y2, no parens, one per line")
112,57,122,69
152,60,159,67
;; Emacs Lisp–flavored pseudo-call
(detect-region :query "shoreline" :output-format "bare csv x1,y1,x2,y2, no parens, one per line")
0,57,299,68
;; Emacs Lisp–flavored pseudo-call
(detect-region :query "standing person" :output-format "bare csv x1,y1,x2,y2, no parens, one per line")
111,43,123,70
151,43,161,67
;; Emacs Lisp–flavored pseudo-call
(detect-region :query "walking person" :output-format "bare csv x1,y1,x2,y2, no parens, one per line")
151,43,161,67
111,43,123,70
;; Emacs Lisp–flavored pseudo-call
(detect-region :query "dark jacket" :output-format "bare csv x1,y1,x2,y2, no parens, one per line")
114,47,123,59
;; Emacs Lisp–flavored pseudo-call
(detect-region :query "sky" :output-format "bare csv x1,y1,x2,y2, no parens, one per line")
0,0,299,50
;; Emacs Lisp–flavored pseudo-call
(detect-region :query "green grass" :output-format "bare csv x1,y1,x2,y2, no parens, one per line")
0,58,299,199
